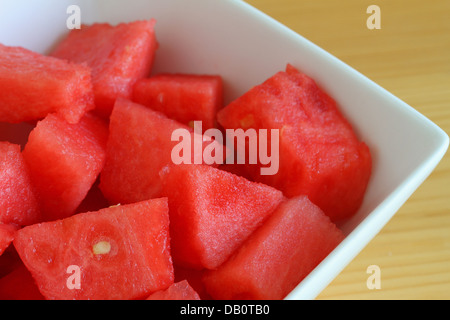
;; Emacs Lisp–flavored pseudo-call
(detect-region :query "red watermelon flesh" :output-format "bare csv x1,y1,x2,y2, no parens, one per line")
22,113,108,222
0,43,94,124
51,20,158,118
160,164,284,270
146,280,200,300
0,264,45,300
0,224,17,257
13,198,174,300
133,74,223,131
217,64,372,222
202,195,345,300
0,142,40,226
99,98,224,206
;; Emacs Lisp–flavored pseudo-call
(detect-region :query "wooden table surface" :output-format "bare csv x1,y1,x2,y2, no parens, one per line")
245,0,450,300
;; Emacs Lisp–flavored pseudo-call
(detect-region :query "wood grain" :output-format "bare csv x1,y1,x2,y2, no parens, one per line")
244,0,450,300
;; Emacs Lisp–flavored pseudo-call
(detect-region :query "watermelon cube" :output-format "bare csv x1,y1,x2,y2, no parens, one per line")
146,280,201,300
0,265,45,300
99,98,224,205
202,196,345,300
133,74,223,131
13,198,174,300
217,64,372,222
160,164,284,270
51,20,158,117
0,224,17,257
0,142,40,226
0,43,94,124
22,113,108,222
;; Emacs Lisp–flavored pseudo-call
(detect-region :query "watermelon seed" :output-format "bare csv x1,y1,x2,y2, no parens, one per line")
239,114,255,129
92,241,111,255
157,92,165,104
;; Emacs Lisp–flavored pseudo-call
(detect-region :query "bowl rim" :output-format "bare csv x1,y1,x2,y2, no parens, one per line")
1,0,448,301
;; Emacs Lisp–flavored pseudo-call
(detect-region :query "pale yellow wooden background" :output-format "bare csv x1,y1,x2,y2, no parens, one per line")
245,0,450,300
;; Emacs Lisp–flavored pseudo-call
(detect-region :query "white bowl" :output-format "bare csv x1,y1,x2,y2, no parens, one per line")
1,0,448,300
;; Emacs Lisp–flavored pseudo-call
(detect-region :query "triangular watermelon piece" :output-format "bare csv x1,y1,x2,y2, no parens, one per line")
22,113,108,222
217,64,372,222
0,43,94,124
0,142,40,226
99,98,224,206
13,198,174,300
160,164,284,270
51,20,158,117
203,195,345,300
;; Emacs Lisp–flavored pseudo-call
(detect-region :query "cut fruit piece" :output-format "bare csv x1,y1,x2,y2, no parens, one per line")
160,164,284,270
22,113,108,222
0,142,40,226
133,74,223,131
146,280,200,300
100,98,224,205
51,20,158,117
13,198,174,300
0,43,94,124
217,64,372,222
203,196,345,300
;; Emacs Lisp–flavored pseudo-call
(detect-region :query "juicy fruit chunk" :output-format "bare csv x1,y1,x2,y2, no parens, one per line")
51,20,158,117
13,198,174,300
217,64,372,222
0,43,94,124
146,280,200,300
133,74,223,131
160,164,284,270
99,98,184,204
0,142,40,226
203,196,345,300
100,98,222,205
22,113,108,222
